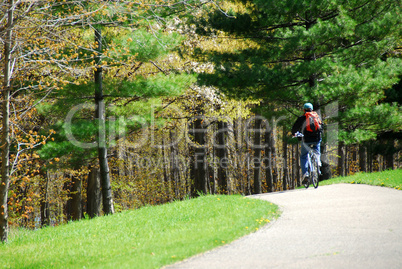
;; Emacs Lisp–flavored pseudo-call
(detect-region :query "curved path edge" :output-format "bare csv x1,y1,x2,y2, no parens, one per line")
166,184,402,269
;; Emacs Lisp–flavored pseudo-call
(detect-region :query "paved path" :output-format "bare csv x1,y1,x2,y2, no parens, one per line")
166,184,402,269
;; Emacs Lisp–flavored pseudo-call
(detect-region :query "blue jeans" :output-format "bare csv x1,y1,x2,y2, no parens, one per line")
300,141,321,175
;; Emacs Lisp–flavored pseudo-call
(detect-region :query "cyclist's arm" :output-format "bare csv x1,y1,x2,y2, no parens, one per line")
291,115,305,135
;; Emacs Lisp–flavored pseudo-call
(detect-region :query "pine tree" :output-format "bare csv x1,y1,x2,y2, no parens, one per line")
37,1,197,216
192,0,402,176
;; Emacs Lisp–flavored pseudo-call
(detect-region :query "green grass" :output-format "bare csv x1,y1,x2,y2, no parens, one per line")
0,195,279,269
320,169,402,190
5,171,399,269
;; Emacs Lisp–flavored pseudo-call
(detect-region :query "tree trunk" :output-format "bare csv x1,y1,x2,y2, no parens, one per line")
216,121,228,193
87,166,102,218
368,143,374,172
320,142,332,180
206,124,215,194
385,153,394,170
253,118,262,194
384,139,395,170
246,133,252,195
264,127,274,192
161,133,170,198
233,119,244,193
226,120,235,194
271,125,278,191
190,117,207,196
291,144,298,189
282,129,289,191
64,178,72,221
94,27,114,214
351,144,358,173
337,141,346,177
40,169,50,227
345,145,350,175
359,144,368,172
70,174,82,221
169,129,180,198
208,147,216,194
377,155,382,172
295,142,301,187
0,0,13,242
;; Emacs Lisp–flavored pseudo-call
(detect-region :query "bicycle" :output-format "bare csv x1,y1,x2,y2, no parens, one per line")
293,132,320,189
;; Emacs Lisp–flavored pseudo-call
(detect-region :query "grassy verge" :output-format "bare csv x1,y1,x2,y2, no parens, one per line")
320,169,402,190
1,195,279,269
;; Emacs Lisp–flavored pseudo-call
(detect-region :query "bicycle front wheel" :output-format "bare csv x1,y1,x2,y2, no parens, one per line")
311,154,319,188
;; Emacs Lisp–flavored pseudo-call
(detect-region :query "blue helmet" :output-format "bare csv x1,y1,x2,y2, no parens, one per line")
303,103,313,110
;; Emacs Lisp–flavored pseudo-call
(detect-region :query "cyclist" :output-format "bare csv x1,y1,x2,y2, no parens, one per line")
291,103,322,184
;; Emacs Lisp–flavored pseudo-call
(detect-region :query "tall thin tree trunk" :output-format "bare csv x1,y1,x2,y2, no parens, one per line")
246,134,251,195
384,139,395,170
190,117,207,196
169,129,180,198
359,144,368,172
338,141,346,177
264,128,274,192
351,145,358,173
345,145,349,175
295,142,301,187
368,144,374,172
226,120,235,194
0,78,11,242
161,133,169,186
0,0,13,242
208,146,216,194
282,129,289,191
160,133,171,201
216,121,228,193
64,177,72,221
207,124,215,194
233,119,243,193
291,144,297,189
94,27,114,214
377,155,382,172
253,118,262,194
87,166,102,218
272,125,278,191
70,174,82,221
40,169,50,227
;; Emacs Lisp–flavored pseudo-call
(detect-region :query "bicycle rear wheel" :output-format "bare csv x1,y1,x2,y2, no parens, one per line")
311,154,319,188
303,177,310,189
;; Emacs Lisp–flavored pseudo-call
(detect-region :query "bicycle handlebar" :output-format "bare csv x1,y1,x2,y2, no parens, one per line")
293,131,304,138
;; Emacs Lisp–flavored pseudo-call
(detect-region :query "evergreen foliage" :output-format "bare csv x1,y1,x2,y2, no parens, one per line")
193,0,402,142
38,4,197,166
1,0,401,241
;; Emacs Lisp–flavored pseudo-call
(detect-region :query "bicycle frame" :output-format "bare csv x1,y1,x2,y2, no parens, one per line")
304,143,320,189
293,132,320,188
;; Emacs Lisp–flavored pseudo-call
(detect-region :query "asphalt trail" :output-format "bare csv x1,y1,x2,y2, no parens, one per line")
166,184,402,269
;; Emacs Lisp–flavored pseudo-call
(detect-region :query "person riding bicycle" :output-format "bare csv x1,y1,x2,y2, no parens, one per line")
291,103,323,184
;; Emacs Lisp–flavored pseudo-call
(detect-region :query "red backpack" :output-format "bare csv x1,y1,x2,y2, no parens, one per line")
305,111,322,133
